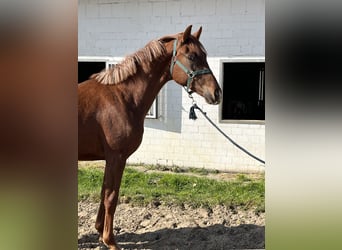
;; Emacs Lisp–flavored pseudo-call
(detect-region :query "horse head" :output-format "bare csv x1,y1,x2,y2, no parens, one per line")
160,25,222,105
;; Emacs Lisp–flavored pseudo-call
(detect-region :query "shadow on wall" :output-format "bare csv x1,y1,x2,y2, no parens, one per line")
144,82,183,133
78,223,265,250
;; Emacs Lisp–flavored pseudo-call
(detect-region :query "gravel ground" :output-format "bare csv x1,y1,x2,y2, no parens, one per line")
78,200,265,250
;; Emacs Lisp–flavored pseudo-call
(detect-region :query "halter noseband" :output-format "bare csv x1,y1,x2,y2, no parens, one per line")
170,39,212,94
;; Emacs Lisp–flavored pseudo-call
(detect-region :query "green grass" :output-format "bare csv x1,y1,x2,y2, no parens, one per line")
78,167,104,201
136,164,220,175
78,165,264,211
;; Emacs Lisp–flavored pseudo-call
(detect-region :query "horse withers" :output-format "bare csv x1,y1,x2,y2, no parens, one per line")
78,25,222,249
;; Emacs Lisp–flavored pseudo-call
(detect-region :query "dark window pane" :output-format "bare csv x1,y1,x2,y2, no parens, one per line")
222,62,265,121
78,61,106,83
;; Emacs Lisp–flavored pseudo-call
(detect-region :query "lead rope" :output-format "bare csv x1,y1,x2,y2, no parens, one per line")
188,92,198,120
188,96,265,165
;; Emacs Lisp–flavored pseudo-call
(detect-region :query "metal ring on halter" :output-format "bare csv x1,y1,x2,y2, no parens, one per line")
188,72,195,78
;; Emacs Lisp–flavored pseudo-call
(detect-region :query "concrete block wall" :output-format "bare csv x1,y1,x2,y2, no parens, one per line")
78,0,265,172
78,0,265,57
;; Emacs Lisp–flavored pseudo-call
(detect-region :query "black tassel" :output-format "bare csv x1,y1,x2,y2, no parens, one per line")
189,105,197,120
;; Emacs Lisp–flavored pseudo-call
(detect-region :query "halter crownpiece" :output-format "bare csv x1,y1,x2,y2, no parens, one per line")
170,39,212,94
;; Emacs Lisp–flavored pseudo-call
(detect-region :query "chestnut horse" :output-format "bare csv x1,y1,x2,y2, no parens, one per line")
78,25,222,249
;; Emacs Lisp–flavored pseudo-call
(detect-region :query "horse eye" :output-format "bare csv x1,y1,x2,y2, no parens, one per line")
188,54,196,61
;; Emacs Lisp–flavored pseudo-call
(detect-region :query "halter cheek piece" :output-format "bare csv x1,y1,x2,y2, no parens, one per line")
170,39,212,94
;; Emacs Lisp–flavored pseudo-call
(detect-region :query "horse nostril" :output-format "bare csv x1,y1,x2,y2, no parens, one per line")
214,88,221,100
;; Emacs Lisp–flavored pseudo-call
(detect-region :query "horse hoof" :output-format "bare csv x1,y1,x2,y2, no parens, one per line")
102,237,121,250
99,244,120,250
98,244,108,250
99,241,120,250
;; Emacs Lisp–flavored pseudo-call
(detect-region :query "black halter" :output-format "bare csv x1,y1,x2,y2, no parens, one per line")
170,39,212,94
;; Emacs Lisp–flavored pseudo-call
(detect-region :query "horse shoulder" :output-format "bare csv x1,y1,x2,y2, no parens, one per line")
96,95,144,154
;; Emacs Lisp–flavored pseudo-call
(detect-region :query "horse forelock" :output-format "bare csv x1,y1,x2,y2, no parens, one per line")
92,40,166,85
186,36,207,56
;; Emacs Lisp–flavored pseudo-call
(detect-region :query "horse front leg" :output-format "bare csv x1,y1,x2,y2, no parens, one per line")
95,183,105,238
100,158,126,250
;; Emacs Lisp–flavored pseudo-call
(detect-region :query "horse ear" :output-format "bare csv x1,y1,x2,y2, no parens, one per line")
193,26,202,40
181,25,192,44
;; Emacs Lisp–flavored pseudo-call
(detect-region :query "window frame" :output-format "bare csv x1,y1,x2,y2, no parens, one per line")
219,57,265,124
78,56,158,119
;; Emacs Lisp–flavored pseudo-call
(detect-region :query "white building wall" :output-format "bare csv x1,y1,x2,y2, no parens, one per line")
78,0,265,172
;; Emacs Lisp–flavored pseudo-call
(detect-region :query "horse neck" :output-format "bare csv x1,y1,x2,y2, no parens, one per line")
126,53,172,117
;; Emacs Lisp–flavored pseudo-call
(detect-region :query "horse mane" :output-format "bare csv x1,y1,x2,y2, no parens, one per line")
91,40,166,85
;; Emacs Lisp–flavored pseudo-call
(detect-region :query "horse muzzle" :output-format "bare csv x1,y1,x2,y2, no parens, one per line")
204,87,222,105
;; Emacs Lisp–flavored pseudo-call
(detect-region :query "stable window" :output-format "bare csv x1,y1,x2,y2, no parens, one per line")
221,60,265,122
78,57,158,119
78,61,106,83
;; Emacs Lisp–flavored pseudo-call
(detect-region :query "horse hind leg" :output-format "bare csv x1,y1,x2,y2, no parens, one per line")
100,157,126,250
